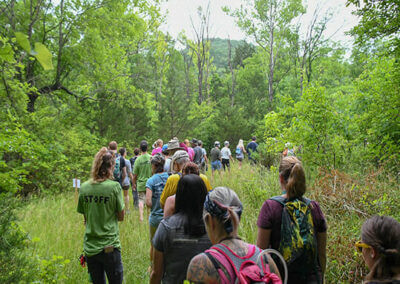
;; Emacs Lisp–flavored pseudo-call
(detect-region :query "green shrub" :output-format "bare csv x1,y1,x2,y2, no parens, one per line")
0,196,34,282
37,255,70,283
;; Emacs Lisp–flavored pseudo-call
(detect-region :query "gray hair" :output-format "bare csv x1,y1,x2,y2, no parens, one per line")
205,187,243,234
208,187,242,212
171,150,190,173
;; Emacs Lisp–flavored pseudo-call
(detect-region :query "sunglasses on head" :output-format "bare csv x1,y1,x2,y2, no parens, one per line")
355,241,372,253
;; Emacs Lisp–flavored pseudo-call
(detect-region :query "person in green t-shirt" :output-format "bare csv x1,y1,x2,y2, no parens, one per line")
77,147,125,284
132,140,152,222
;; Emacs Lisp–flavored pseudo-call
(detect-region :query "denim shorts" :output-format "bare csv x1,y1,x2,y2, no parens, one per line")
211,160,222,170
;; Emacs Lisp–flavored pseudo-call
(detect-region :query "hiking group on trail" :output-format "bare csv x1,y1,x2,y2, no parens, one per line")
77,138,400,284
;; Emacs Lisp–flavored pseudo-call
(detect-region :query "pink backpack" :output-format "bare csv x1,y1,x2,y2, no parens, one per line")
205,243,282,284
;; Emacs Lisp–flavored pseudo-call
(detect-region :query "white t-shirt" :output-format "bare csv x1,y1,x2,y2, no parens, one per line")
221,147,231,160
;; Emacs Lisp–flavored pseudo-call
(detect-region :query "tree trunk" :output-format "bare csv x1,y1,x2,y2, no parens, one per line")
267,2,275,109
228,38,235,107
27,93,38,113
197,64,203,104
205,57,210,100
300,55,306,94
268,23,275,108
183,53,192,101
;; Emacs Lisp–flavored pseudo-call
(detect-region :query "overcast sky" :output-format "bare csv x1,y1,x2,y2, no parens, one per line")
160,0,359,47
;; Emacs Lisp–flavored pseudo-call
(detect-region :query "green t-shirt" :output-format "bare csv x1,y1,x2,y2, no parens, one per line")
133,153,152,192
77,179,125,257
210,147,222,162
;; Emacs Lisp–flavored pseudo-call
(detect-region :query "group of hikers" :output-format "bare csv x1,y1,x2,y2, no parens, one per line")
77,138,400,284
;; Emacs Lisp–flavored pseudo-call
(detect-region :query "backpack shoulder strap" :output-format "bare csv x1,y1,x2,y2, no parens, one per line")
269,195,286,206
205,248,235,283
204,251,221,270
211,243,259,278
301,197,312,206
211,244,242,277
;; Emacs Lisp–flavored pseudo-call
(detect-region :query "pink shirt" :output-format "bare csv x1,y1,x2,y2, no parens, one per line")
187,147,194,161
151,147,162,156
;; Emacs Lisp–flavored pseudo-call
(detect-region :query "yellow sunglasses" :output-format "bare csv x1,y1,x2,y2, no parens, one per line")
355,241,372,253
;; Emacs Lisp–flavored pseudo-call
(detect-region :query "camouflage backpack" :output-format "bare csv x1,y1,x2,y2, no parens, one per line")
269,196,318,282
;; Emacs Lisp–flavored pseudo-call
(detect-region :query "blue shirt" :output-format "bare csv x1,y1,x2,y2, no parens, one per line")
146,172,169,227
246,141,258,158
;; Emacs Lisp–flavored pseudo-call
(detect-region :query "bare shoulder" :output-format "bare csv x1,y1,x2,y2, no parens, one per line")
186,253,219,284
163,195,175,218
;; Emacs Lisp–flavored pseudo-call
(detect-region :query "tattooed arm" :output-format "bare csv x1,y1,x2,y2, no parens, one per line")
186,253,220,284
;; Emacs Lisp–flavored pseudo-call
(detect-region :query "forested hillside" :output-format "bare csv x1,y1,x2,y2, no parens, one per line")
0,0,399,283
209,38,250,70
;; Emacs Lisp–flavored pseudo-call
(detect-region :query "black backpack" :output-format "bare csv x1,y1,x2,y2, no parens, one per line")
130,156,137,167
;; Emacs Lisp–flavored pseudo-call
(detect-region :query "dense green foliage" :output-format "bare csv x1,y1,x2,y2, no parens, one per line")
347,0,400,54
1,1,398,193
0,0,399,282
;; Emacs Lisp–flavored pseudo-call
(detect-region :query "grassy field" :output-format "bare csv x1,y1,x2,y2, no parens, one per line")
19,163,400,283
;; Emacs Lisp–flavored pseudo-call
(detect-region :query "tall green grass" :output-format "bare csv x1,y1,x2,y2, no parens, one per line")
19,163,399,283
20,192,152,283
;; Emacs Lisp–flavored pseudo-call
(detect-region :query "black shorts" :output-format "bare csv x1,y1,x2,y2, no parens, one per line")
87,248,123,284
222,159,230,170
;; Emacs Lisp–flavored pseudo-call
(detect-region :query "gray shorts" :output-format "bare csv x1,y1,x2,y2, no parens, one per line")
138,191,146,203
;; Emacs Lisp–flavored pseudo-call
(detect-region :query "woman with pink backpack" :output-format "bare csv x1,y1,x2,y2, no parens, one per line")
187,187,283,284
